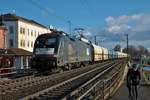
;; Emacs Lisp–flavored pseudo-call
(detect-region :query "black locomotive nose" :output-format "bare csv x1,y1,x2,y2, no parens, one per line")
30,55,57,72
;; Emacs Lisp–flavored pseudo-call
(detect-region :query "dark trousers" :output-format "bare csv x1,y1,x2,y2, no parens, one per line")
127,85,138,99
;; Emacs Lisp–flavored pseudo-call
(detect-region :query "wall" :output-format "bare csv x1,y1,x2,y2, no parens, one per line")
0,26,6,48
17,20,50,52
4,21,17,48
3,20,51,52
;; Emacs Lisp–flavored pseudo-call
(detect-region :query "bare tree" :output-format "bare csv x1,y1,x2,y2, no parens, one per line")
114,44,121,52
123,45,150,58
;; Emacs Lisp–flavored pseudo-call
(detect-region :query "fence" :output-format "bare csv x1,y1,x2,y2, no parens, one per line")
64,62,126,100
0,67,16,78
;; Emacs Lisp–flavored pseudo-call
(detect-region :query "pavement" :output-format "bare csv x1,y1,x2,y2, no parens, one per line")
108,72,150,100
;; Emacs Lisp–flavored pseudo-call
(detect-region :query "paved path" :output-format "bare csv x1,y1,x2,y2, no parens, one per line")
108,73,150,100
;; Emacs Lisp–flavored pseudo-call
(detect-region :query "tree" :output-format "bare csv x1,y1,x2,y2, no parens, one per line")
123,45,150,58
114,44,121,52
138,45,150,56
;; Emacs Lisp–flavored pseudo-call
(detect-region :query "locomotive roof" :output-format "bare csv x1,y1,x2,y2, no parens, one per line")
38,32,61,37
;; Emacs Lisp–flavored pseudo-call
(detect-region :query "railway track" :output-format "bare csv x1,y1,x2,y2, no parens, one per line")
23,61,123,100
0,59,125,100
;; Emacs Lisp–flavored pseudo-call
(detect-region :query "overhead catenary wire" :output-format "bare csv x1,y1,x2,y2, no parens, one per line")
80,0,97,23
29,0,67,22
27,0,72,34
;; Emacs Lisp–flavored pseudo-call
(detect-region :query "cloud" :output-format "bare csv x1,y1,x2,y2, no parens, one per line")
105,14,150,41
59,13,150,50
81,13,150,50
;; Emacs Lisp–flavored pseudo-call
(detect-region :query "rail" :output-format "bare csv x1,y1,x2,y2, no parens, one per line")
22,61,116,99
63,62,125,100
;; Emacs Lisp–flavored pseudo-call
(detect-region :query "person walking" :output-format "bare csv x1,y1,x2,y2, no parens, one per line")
126,63,141,100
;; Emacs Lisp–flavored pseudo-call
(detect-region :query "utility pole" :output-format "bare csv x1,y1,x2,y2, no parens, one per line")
125,34,129,61
94,36,97,45
68,20,71,35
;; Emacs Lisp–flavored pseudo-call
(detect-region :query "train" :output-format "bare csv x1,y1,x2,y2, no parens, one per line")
30,31,128,72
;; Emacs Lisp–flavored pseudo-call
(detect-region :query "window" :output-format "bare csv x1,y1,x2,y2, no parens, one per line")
31,30,33,36
20,40,23,47
27,41,30,47
35,37,56,48
20,40,25,47
9,26,14,33
34,30,36,37
31,41,33,47
23,40,25,47
28,29,30,36
9,39,14,47
23,57,27,68
20,28,22,34
20,27,25,35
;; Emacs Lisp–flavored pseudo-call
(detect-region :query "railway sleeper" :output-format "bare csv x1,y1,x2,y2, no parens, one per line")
39,94,65,99
52,89,71,94
33,96,61,100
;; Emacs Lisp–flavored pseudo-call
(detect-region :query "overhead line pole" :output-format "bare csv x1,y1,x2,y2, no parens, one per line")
94,36,97,45
125,34,129,61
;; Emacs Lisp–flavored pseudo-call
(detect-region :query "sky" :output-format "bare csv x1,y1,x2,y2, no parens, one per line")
1,0,150,50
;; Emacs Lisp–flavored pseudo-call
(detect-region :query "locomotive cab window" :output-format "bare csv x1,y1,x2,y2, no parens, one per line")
36,38,56,48
34,35,59,55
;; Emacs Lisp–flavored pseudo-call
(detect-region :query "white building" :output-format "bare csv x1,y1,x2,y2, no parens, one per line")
1,13,51,52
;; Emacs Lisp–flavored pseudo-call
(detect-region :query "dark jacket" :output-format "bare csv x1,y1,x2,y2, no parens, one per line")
127,68,141,86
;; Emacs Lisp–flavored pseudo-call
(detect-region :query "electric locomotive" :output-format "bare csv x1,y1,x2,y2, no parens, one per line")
31,31,93,72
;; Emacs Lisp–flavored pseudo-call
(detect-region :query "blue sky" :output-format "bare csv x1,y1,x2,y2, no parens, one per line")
1,0,150,50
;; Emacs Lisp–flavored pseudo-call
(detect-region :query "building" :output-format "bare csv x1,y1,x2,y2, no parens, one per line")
6,48,32,69
0,25,7,49
0,13,51,52
0,48,32,78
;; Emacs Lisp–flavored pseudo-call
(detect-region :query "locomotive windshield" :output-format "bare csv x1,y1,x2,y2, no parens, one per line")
34,35,59,54
36,38,56,48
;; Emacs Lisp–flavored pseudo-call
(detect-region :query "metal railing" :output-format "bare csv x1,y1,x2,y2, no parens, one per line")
0,67,16,78
64,62,126,100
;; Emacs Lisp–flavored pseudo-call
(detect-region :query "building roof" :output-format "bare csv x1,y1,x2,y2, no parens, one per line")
0,26,7,30
0,13,48,29
0,48,32,56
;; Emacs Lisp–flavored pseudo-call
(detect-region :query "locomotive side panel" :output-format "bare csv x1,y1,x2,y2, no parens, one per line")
57,36,92,68
67,39,78,63
76,40,92,63
57,36,68,67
